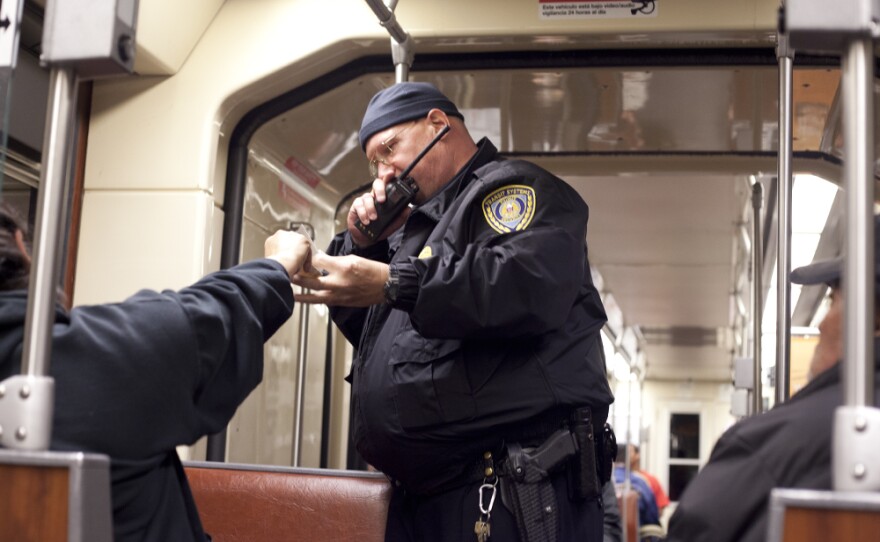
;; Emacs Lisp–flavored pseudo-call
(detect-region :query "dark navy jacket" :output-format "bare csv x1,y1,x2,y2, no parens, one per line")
0,259,295,541
667,345,880,542
329,139,613,494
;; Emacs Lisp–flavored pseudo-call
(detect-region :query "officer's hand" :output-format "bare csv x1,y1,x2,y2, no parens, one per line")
347,177,411,247
265,230,315,280
292,251,388,307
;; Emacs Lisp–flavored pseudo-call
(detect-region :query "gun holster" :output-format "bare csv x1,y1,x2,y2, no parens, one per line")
499,429,577,542
567,407,601,502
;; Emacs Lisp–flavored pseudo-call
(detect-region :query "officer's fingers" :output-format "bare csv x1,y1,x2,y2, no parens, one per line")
354,193,377,222
309,254,371,286
372,178,388,203
350,197,368,224
292,273,324,291
291,251,345,287
310,250,334,271
346,209,374,247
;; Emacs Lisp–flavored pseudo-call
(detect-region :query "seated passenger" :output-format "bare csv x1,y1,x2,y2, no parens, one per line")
666,214,880,542
614,443,660,527
0,203,313,542
631,443,670,515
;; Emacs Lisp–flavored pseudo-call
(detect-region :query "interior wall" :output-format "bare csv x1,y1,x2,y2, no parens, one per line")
74,0,384,305
134,0,226,75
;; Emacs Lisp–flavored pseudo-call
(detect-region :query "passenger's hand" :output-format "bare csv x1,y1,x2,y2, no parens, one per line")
292,251,388,307
347,177,411,247
265,230,314,280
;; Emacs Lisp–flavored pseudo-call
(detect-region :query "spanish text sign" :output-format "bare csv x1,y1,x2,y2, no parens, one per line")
539,0,657,19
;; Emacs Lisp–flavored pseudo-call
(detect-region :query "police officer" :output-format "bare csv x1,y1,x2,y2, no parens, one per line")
294,82,613,542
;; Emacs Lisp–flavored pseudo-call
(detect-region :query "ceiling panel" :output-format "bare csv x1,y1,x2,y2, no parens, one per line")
598,264,732,327
643,344,732,381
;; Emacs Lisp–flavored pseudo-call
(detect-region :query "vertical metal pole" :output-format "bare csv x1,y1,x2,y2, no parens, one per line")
622,373,633,542
832,34,880,493
776,37,794,405
395,62,410,84
364,0,413,83
391,33,414,83
291,302,310,466
841,37,874,409
21,67,78,377
752,181,764,415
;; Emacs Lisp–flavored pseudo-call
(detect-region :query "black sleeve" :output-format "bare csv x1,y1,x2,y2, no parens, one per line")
404,171,592,339
325,230,392,347
52,259,295,459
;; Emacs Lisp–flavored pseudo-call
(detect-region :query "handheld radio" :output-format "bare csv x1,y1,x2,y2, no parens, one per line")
354,124,450,241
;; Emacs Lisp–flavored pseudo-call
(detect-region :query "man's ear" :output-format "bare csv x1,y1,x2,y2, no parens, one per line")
14,229,31,264
426,109,450,132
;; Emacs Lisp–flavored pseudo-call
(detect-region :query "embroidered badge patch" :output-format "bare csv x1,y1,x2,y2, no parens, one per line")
481,185,536,234
418,245,433,259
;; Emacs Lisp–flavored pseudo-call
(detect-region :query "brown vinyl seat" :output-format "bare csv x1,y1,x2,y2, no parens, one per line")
184,461,392,542
767,488,880,542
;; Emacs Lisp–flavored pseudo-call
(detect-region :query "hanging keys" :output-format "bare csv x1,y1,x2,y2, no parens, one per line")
474,476,497,541
474,518,491,542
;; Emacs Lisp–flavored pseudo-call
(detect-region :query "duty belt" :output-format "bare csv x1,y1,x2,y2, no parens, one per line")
403,407,608,500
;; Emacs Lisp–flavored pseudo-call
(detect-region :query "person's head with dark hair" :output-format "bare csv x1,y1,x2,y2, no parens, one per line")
613,442,640,470
791,214,880,379
0,202,30,292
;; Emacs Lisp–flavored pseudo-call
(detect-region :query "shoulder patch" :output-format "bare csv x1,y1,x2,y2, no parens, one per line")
481,185,536,234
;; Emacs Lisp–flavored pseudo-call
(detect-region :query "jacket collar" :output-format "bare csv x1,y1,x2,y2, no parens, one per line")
411,137,499,222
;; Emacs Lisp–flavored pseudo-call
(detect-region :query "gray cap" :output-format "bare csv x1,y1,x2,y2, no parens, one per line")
358,82,463,150
790,214,880,287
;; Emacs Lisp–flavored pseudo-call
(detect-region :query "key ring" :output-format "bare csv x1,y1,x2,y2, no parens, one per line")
478,478,498,515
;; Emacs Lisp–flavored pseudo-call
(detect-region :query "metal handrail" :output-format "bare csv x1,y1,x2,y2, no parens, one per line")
841,36,875,412
21,67,76,380
775,34,794,405
289,222,316,467
752,181,764,415
364,0,414,83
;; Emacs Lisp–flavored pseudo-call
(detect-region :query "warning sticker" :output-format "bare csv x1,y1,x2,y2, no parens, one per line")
539,0,657,19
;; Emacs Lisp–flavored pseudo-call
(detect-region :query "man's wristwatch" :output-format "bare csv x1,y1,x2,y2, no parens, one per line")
383,265,399,305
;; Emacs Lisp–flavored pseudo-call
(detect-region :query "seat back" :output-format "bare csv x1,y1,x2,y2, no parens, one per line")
185,461,392,542
0,449,112,542
767,488,880,541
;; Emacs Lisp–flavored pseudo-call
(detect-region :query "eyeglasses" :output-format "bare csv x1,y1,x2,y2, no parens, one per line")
368,122,414,178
